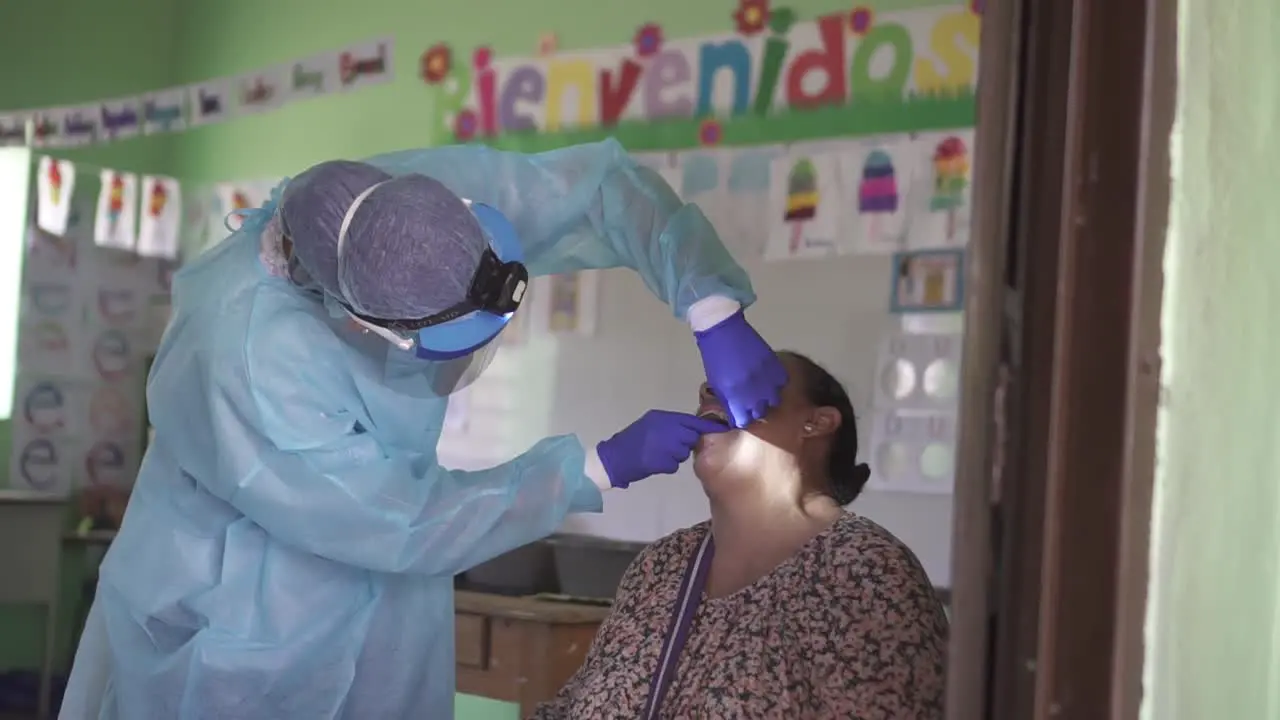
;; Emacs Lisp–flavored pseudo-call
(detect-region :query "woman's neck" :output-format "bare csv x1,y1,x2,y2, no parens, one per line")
704,472,843,598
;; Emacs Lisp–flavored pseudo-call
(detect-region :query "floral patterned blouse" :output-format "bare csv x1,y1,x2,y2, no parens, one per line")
531,513,948,719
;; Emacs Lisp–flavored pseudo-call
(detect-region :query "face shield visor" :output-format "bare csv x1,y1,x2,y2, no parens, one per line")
330,194,529,397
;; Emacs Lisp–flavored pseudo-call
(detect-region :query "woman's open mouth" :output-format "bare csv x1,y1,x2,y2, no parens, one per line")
697,407,731,427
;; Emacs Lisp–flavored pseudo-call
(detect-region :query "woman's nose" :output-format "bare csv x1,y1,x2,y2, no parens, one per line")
699,382,716,402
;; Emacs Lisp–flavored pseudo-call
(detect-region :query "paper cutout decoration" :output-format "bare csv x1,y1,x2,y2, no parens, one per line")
137,175,182,259
838,143,916,254
537,32,559,56
725,148,778,256
908,131,974,249
544,271,599,336
339,38,394,90
238,68,288,114
866,410,956,495
94,170,139,250
765,153,840,260
187,80,231,126
179,186,211,257
213,182,269,232
861,152,899,225
291,52,339,99
31,110,64,148
58,106,100,147
681,153,736,231
142,89,187,134
873,332,963,412
99,97,141,140
36,157,76,236
0,113,27,147
889,249,965,314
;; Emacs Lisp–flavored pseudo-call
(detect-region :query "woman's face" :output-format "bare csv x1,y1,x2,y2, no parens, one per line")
692,353,840,480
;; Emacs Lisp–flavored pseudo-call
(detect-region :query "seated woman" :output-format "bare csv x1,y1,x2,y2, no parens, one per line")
533,351,948,719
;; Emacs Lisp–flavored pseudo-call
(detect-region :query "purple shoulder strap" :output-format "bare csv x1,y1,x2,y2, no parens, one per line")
642,531,715,720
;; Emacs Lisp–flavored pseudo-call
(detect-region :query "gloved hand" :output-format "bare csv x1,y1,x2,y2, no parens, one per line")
597,410,728,489
694,310,788,428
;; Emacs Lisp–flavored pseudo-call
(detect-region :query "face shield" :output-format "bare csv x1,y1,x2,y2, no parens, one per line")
330,191,529,397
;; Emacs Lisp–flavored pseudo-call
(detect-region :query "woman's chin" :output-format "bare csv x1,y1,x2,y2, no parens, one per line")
693,431,737,477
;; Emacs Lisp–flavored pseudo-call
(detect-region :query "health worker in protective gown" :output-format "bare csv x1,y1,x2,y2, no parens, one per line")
59,138,786,720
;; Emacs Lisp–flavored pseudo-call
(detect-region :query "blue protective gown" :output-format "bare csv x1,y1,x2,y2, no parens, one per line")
59,139,756,720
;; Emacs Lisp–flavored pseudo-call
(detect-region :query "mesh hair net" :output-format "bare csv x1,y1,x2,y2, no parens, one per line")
281,161,488,319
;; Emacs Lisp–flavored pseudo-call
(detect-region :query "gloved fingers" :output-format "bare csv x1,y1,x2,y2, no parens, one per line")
758,381,784,415
680,415,733,435
724,400,748,429
672,426,702,448
656,455,683,475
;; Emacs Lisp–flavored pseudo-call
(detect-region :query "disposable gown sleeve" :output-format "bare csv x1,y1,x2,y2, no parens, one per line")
199,296,603,576
363,138,755,320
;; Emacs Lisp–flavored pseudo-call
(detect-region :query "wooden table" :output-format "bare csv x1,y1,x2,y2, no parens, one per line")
454,591,610,717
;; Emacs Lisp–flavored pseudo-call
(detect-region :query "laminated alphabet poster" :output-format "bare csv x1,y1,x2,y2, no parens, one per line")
10,180,161,493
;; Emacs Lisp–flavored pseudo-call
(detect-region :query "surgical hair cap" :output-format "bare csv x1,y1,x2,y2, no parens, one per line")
280,160,489,320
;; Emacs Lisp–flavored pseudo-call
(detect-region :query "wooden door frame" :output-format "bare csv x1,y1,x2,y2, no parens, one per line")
947,0,1175,717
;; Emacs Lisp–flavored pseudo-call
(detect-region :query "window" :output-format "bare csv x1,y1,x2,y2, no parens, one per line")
0,147,31,419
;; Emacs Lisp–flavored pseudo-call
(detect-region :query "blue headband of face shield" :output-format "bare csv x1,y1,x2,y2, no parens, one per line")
342,200,529,361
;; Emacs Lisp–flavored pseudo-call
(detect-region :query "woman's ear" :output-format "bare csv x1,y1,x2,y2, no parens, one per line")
804,407,842,437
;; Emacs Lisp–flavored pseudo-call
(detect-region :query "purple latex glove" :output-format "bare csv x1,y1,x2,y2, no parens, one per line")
694,310,788,428
597,410,728,489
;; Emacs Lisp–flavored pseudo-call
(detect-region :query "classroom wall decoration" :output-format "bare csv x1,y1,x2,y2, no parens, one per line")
137,175,183,258
10,179,173,495
889,248,966,314
35,156,76,236
840,141,916,253
630,130,972,267
93,170,140,252
542,271,600,336
907,129,974,248
865,331,962,495
0,37,395,148
421,3,979,151
764,152,841,259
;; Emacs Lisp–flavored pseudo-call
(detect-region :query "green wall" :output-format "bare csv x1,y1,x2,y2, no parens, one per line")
0,0,183,685
1,0,953,717
1142,0,1280,717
